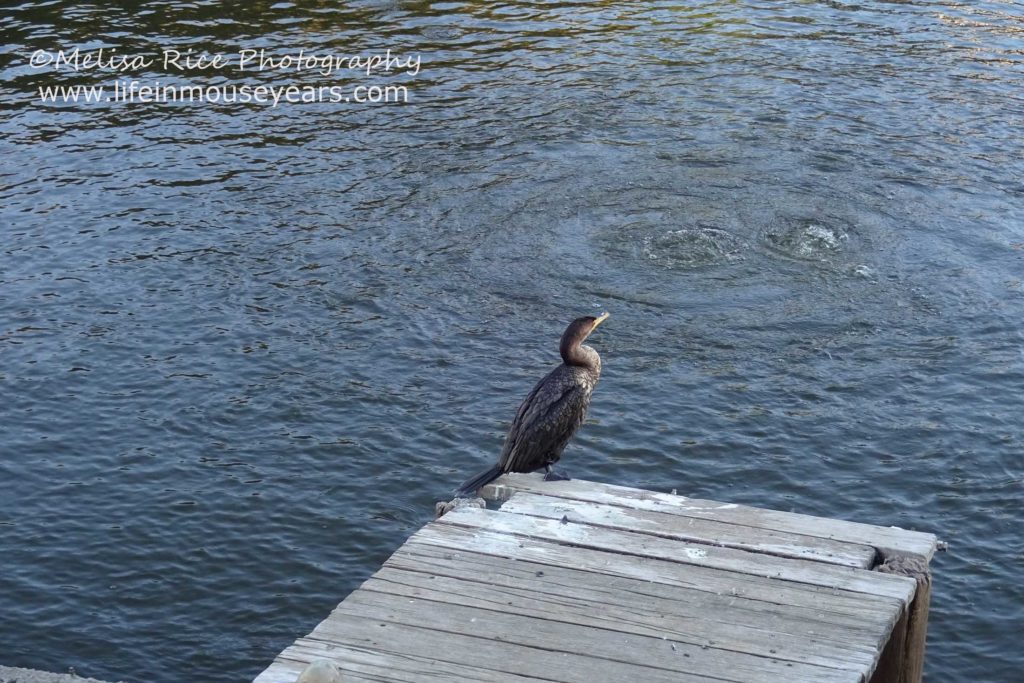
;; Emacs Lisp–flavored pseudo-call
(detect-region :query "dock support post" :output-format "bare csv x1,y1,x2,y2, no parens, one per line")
871,555,932,683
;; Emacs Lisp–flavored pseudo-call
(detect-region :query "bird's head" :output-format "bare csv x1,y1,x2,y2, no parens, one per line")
560,312,609,361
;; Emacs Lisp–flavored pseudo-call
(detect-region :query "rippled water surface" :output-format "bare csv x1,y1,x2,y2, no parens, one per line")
2,1,1023,681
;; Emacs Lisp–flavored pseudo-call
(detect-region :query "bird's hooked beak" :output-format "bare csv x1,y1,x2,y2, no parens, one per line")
592,312,610,331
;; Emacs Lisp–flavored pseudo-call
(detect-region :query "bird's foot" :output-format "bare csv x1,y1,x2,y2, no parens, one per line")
543,468,572,482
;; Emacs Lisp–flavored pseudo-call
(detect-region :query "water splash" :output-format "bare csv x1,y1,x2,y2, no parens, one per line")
765,219,849,261
640,225,746,269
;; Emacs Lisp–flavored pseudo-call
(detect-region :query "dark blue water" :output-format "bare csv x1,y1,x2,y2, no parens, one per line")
1,1,1022,680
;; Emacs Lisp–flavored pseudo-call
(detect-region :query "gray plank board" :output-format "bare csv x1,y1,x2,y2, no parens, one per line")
407,524,904,619
364,564,883,672
482,474,938,560
390,541,899,635
258,639,542,683
301,610,720,683
501,492,877,568
255,657,377,683
436,506,916,602
329,589,861,683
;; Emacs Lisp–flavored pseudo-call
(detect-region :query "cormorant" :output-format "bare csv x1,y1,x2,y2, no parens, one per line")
456,312,609,497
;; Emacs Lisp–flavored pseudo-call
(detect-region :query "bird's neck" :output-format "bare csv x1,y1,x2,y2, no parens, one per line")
561,342,601,371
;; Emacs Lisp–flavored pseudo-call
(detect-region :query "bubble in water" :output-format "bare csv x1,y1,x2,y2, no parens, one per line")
640,226,746,269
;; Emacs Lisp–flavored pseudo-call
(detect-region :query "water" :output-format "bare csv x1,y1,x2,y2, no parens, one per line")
1,1,1022,680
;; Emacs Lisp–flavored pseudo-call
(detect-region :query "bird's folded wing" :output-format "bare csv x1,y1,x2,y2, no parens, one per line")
501,382,587,472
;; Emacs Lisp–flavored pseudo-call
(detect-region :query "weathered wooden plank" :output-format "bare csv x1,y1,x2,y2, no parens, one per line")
256,656,378,683
261,638,543,683
330,589,861,683
482,474,938,560
436,506,916,602
301,611,716,683
501,491,878,568
363,564,883,672
407,523,905,617
391,541,898,635
252,661,304,683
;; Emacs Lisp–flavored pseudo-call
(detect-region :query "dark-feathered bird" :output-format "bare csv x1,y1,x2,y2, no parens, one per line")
456,312,609,497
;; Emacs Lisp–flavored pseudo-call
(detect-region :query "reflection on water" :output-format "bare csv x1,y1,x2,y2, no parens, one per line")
1,1,1023,681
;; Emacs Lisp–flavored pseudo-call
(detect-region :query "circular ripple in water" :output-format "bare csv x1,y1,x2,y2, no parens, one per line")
640,225,747,269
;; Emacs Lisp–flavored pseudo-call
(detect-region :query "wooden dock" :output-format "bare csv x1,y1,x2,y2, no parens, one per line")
254,474,938,683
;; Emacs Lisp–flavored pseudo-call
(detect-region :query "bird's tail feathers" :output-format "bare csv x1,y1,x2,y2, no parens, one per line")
455,464,504,498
